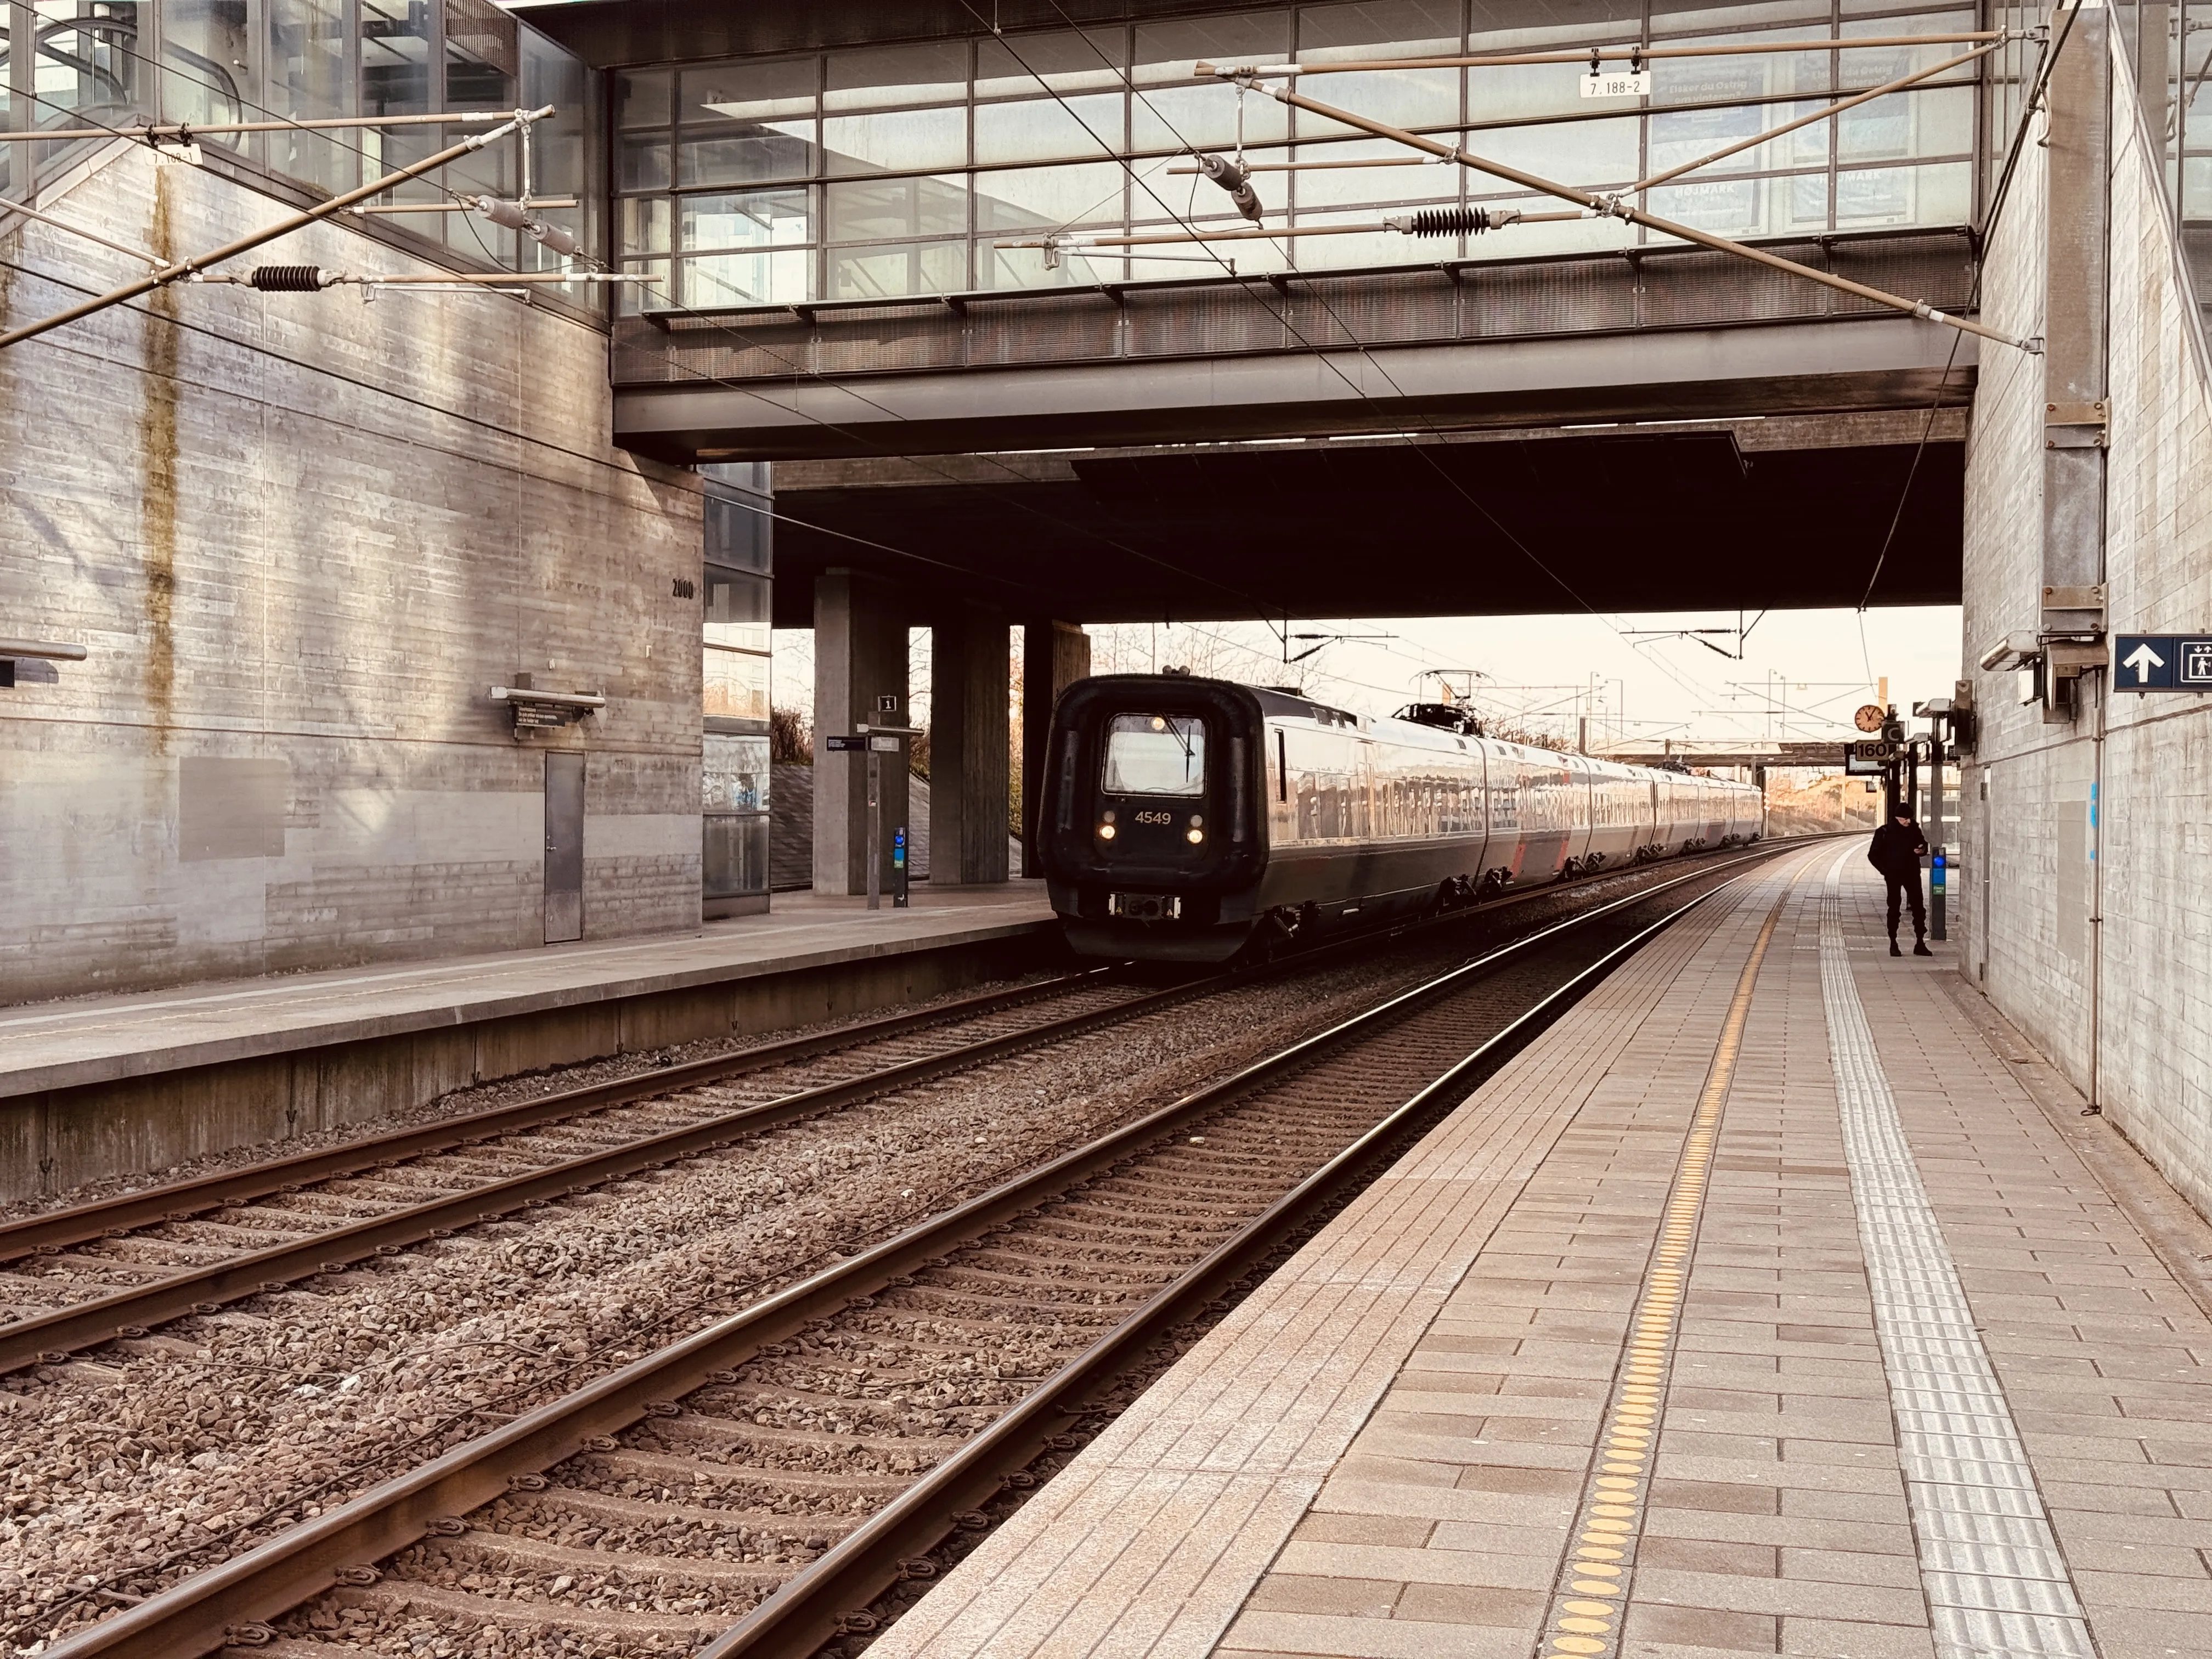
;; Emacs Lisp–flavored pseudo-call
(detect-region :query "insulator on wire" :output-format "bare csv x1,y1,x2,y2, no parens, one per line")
1384,206,1522,239
475,197,534,232
247,265,336,291
1194,152,1264,224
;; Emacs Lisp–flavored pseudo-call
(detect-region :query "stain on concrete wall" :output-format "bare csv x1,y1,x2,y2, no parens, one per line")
0,144,707,1002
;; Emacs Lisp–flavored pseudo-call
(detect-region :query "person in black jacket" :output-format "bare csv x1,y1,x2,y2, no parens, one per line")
1867,809,1932,957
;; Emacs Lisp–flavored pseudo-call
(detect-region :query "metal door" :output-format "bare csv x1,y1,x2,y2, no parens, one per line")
544,752,584,944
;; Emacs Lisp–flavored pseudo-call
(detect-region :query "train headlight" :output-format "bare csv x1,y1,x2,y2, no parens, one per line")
1098,823,1116,840
1186,828,1204,844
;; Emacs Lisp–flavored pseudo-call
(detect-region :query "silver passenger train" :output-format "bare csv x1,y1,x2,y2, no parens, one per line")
1037,674,1764,962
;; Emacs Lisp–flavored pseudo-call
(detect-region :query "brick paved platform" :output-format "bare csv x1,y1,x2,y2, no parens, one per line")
872,845,2212,1659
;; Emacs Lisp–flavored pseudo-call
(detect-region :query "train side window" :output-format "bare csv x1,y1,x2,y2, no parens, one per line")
1276,729,1288,802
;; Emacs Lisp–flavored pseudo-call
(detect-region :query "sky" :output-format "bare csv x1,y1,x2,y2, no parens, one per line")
774,603,1964,755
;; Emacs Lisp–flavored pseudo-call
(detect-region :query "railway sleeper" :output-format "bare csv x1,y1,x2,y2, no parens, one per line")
512,1486,869,1543
591,1445,912,1500
324,1579,721,1643
634,1410,964,1465
416,1525,793,1590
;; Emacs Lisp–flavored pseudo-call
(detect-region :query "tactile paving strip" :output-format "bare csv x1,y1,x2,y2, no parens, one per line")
1817,856,2096,1659
1532,890,1789,1658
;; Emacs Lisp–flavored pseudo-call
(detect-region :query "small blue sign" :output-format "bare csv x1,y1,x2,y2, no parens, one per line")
2114,634,2212,691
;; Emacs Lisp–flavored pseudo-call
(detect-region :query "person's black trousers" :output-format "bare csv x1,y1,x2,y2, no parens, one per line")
1884,870,1927,939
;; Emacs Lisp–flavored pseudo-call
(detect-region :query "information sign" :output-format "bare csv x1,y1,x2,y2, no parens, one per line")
825,735,866,752
1581,68,1652,97
2113,634,2212,691
1843,740,1895,776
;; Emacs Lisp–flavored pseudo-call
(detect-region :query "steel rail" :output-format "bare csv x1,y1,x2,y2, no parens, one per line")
33,847,1789,1659
0,968,1117,1266
2,836,1796,1269
1,843,1820,1374
701,873,1743,1658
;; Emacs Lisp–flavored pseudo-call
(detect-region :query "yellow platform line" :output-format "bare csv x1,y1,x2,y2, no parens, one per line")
1534,888,1789,1658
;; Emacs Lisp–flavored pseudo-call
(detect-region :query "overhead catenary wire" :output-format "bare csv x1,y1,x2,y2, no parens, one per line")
0,107,553,349
1217,72,2040,355
1194,32,2011,77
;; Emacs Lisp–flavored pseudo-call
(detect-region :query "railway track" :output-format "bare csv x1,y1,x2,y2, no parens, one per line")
27,845,1797,1659
0,844,1792,1379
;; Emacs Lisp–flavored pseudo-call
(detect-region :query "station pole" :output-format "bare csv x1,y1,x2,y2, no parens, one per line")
1929,728,1948,941
866,750,882,911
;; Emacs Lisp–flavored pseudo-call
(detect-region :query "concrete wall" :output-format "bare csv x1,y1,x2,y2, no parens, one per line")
1960,29,2212,1219
0,143,706,1003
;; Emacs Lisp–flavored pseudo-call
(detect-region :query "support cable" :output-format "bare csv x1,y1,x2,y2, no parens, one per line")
0,108,552,349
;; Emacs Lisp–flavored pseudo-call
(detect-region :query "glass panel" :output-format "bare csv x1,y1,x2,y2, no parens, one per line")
1289,140,1453,210
1465,119,1640,193
831,240,968,298
1460,193,1637,258
1835,159,1971,229
518,26,594,283
622,196,672,256
1838,83,1974,163
1647,173,1789,238
822,106,967,174
976,29,1127,99
620,135,673,192
618,258,672,315
704,646,772,723
977,240,1123,290
1102,714,1206,795
825,41,969,111
1652,0,1829,31
974,94,1124,165
827,175,969,243
973,161,1125,233
681,249,814,307
680,121,818,187
1467,61,1601,124
706,501,771,573
1289,208,1421,269
702,461,772,494
703,813,771,898
686,58,817,122
266,0,353,191
1133,13,1289,86
1131,83,1291,153
617,70,673,131
704,735,770,811
704,566,771,649
1468,0,1640,50
444,0,516,111
33,1,150,129
1293,69,1459,139
162,0,251,133
358,0,430,117
682,188,812,251
1839,11,1982,89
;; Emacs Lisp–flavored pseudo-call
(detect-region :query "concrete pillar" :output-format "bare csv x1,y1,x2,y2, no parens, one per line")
1020,620,1091,878
2039,7,2112,721
812,571,909,896
929,610,1012,887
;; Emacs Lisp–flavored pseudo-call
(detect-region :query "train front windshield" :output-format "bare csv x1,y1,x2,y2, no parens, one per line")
1102,715,1206,794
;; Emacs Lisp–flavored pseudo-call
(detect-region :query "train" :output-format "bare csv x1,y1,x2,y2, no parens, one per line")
1035,674,1765,962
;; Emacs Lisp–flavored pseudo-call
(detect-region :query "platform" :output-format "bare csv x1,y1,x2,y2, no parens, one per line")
0,884,1055,1201
875,845,2212,1659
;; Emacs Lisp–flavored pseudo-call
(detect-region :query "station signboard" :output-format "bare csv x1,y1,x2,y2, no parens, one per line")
1843,740,1895,776
2113,635,2212,692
